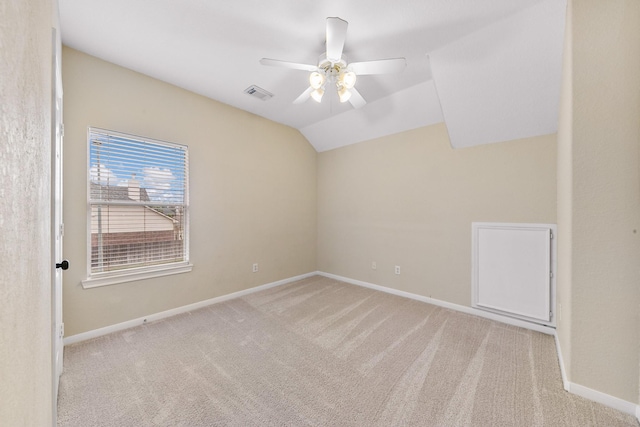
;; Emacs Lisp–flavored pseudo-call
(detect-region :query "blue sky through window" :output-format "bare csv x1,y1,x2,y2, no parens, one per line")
89,131,187,204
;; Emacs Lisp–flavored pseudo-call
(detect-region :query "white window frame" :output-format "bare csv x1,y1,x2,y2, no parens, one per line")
82,127,192,289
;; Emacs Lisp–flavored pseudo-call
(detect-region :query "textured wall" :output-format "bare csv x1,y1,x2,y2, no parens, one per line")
569,0,640,403
555,0,573,381
0,0,53,424
317,123,557,306
62,47,317,336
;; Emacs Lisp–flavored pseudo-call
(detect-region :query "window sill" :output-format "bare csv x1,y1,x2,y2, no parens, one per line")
81,263,193,289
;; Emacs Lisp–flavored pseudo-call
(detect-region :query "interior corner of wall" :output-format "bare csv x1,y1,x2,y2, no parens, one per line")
554,325,570,391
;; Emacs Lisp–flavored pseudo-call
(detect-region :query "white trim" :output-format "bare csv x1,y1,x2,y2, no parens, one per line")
567,382,638,417
82,263,193,288
317,272,555,335
553,332,570,391
65,271,317,345
86,126,191,286
471,222,557,327
553,323,639,416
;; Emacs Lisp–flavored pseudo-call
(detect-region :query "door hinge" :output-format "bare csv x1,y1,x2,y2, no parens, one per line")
59,123,64,137
60,223,64,237
550,271,553,278
59,323,64,338
550,230,553,239
550,311,553,319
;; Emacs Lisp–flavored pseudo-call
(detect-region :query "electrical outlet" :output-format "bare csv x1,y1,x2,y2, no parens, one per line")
372,261,377,270
395,265,401,275
252,263,259,273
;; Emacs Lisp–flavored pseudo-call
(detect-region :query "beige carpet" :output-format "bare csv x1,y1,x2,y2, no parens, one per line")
58,275,638,426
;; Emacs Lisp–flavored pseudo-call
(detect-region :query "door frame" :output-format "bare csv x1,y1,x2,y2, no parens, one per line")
51,0,64,421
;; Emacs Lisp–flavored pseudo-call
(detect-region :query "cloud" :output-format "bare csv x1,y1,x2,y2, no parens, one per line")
89,164,119,185
142,167,178,202
90,164,181,203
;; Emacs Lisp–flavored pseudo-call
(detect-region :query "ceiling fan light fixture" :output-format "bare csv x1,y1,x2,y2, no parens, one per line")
340,71,357,89
338,86,351,103
309,72,325,89
260,17,405,109
311,87,325,103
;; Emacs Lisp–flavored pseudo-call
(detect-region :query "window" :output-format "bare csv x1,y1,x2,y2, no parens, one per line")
83,128,191,288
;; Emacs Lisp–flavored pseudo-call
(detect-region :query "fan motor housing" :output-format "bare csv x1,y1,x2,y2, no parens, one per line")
318,53,348,75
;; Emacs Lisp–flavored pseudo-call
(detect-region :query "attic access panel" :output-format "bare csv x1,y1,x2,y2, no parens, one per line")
472,222,556,326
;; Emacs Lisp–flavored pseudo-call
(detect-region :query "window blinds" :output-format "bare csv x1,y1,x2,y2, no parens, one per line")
88,128,189,275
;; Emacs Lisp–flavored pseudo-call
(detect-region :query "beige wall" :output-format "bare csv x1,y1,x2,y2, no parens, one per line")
62,47,317,336
556,0,573,381
560,0,640,403
0,0,53,424
317,123,557,306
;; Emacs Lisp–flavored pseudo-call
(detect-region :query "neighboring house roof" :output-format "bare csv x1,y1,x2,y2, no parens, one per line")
89,183,179,235
90,182,150,202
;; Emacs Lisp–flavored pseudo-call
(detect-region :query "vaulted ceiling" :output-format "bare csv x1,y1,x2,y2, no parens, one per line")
59,0,567,152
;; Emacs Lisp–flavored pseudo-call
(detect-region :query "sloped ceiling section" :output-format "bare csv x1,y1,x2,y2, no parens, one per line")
301,80,443,152
429,0,567,149
59,0,567,152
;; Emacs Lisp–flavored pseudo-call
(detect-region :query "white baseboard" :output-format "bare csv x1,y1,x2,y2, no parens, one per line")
554,322,639,417
318,272,555,335
64,271,317,345
567,382,638,417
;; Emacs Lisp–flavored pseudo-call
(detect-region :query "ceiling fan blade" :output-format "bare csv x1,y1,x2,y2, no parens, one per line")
348,87,366,109
293,86,314,104
326,17,348,62
349,58,406,75
260,58,317,72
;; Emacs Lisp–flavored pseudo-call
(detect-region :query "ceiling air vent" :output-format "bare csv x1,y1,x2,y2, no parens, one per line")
244,85,274,101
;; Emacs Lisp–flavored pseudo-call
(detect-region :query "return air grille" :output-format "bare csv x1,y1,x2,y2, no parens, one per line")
244,85,274,101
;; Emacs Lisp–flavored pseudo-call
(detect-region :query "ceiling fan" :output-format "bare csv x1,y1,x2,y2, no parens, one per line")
260,17,406,109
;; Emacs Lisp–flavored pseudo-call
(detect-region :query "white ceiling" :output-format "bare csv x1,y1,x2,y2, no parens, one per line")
59,0,567,152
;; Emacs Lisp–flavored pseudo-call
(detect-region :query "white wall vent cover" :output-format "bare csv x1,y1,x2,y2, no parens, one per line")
472,222,557,327
244,85,274,101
